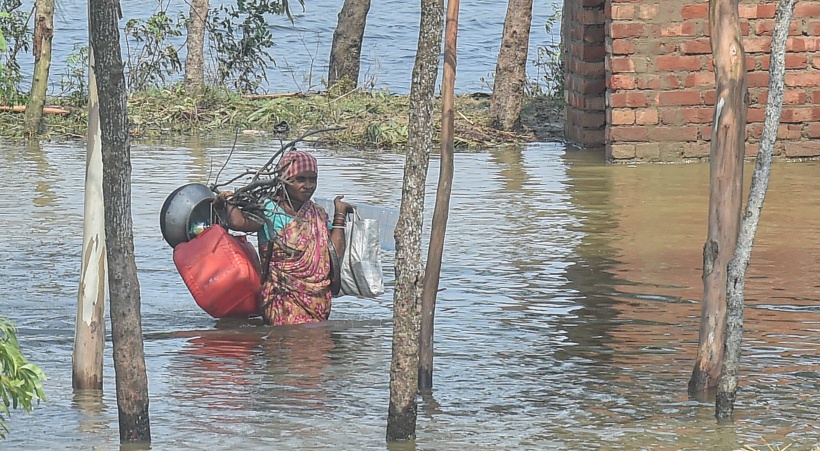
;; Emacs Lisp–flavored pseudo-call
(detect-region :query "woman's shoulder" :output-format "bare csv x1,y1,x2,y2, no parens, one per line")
306,201,330,223
313,201,328,216
264,199,290,216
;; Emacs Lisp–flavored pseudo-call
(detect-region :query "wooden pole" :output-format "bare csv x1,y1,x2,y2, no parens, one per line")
688,0,747,398
0,105,69,114
716,0,795,420
419,0,459,392
72,10,106,392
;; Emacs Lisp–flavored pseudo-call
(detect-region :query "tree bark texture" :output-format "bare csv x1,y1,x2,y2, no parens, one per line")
489,0,533,131
716,0,794,420
89,0,151,443
183,0,209,96
689,0,748,398
73,43,107,391
327,0,371,88
23,0,55,135
419,0,458,393
386,0,443,442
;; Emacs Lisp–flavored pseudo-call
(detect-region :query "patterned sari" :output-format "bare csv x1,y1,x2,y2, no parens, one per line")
260,200,333,325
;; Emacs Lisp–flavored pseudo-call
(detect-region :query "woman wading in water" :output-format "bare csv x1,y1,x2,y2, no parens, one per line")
213,151,352,325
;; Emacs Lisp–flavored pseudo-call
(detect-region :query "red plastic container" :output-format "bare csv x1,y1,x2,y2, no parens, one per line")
173,225,262,318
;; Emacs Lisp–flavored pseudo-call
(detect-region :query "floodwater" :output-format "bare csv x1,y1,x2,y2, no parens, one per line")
13,0,562,95
1,138,819,450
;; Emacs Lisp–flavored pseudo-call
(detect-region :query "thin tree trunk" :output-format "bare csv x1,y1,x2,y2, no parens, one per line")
689,0,748,398
419,0,459,393
489,0,533,131
89,0,151,443
184,0,209,96
23,0,55,135
386,0,443,442
716,0,795,420
327,0,371,88
73,43,107,391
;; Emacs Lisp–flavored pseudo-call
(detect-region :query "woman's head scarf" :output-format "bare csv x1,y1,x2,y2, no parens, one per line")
277,151,318,179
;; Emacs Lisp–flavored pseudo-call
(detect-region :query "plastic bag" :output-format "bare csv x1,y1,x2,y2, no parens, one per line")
340,209,385,298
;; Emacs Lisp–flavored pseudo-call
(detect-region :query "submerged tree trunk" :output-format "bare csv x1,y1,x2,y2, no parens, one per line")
386,0,443,442
688,0,748,398
73,41,107,391
716,0,795,420
23,0,55,135
489,0,533,131
184,0,209,96
327,0,371,88
89,0,151,443
419,0,459,393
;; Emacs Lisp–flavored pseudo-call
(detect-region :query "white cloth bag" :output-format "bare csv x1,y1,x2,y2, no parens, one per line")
340,209,384,298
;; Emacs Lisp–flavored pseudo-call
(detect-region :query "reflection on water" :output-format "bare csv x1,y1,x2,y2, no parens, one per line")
71,390,111,436
1,139,819,449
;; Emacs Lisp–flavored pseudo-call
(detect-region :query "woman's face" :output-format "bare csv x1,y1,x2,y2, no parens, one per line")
285,170,317,204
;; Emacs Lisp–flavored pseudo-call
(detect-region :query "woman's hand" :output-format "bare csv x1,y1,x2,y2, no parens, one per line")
333,195,353,217
329,196,351,267
212,190,233,209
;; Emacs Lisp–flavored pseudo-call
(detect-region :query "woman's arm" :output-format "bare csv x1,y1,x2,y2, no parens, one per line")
213,191,264,233
330,226,346,258
329,195,353,258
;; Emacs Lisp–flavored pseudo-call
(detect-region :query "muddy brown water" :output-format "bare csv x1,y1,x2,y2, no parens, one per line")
1,139,818,450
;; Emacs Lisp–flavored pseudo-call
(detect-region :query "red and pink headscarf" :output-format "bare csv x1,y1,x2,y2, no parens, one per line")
277,151,318,178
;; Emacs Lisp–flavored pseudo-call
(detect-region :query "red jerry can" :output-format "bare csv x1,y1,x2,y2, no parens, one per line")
173,225,262,318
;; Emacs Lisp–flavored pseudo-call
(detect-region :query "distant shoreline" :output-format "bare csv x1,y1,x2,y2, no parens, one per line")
0,88,564,149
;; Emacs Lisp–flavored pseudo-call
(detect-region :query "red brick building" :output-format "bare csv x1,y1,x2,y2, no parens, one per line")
563,0,820,162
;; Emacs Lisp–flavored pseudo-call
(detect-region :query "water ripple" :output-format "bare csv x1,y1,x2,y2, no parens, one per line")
2,141,819,449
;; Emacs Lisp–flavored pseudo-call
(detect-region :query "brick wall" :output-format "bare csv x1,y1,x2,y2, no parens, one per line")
564,0,820,162
563,0,606,150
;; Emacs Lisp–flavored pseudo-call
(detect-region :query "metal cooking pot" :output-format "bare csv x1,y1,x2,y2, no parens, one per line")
159,183,216,248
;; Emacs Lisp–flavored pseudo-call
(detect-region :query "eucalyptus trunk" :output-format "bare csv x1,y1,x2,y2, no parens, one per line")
386,0,443,442
183,0,209,96
689,0,748,398
73,42,106,391
89,0,151,442
419,0,459,392
716,0,795,420
489,0,533,131
327,0,371,88
23,0,55,135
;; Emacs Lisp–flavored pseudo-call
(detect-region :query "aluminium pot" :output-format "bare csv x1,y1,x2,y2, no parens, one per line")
159,183,216,248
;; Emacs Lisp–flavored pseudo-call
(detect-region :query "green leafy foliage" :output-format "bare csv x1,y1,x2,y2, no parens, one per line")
530,6,564,101
0,0,29,66
0,64,21,105
365,120,407,148
0,318,46,439
118,0,302,95
0,0,30,105
0,12,8,53
124,8,185,92
59,44,89,107
207,0,303,94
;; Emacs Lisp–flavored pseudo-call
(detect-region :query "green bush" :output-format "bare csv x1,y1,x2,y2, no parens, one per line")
530,5,564,101
124,9,185,92
208,0,303,93
0,318,46,439
0,3,29,106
